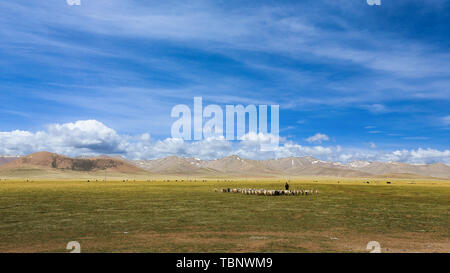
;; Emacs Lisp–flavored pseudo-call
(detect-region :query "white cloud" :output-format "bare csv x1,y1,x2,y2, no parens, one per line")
442,115,450,126
306,133,329,144
363,104,389,114
0,120,449,164
403,137,429,140
369,142,377,148
46,120,124,153
380,148,450,164
140,133,151,142
0,120,127,156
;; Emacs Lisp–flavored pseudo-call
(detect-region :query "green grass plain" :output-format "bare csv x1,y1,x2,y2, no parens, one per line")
0,178,449,252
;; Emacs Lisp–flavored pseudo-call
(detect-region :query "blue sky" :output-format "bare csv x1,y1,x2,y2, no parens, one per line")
0,0,449,163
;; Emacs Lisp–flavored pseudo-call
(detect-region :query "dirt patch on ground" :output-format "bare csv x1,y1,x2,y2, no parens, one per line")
117,229,449,253
2,230,448,253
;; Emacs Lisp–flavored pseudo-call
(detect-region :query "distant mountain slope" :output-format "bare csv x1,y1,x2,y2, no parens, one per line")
201,155,281,176
259,157,371,177
371,173,441,180
0,151,145,174
345,161,450,179
0,156,20,166
135,156,221,175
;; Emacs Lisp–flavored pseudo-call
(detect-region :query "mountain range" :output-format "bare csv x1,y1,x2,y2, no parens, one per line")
0,152,449,179
135,155,450,179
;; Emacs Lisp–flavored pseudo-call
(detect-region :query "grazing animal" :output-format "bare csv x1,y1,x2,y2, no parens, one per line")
216,186,320,198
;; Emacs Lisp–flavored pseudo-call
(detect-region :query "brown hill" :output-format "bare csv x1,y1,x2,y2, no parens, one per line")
0,151,144,174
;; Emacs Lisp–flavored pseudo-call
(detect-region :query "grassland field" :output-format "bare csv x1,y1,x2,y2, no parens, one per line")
0,178,449,253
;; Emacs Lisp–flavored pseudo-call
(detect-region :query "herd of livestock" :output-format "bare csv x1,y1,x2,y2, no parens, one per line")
215,188,319,196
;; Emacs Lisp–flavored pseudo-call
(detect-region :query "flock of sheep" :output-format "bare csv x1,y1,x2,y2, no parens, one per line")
215,188,319,196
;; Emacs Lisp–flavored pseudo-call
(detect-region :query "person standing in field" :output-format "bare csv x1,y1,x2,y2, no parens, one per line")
285,182,289,190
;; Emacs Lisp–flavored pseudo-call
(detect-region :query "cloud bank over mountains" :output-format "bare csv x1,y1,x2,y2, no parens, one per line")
0,120,448,164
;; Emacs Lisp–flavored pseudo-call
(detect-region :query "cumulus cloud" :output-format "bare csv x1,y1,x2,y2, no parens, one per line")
46,120,125,154
0,120,127,156
306,133,329,144
0,120,449,164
